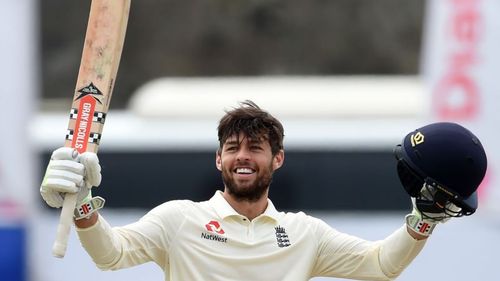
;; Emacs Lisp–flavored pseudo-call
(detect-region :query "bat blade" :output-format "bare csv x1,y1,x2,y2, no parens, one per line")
52,0,131,258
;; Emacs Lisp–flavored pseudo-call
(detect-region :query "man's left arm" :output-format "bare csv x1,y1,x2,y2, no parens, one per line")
311,217,426,281
377,224,427,279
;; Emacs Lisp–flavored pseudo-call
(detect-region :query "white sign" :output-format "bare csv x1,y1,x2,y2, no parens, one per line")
0,0,37,221
422,0,500,212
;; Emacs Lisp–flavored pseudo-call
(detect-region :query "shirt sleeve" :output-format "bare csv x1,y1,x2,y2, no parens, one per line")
76,200,190,271
311,218,426,281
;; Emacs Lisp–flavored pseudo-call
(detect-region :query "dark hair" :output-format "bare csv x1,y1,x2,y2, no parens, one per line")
217,100,284,155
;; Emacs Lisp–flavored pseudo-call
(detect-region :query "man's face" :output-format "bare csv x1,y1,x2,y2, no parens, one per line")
216,133,284,202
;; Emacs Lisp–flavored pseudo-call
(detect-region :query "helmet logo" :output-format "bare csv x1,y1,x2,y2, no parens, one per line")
410,132,425,147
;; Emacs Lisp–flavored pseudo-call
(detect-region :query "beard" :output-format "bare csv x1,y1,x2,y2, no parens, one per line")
221,162,274,202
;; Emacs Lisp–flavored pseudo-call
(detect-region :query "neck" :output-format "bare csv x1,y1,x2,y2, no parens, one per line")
222,190,269,221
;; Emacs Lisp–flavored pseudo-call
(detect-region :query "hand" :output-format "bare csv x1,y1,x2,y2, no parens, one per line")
413,183,462,223
405,184,461,237
40,147,101,208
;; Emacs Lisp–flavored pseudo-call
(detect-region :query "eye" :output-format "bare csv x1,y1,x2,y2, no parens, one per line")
225,146,237,152
250,145,263,151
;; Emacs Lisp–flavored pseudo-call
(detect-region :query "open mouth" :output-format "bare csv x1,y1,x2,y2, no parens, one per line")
234,167,256,175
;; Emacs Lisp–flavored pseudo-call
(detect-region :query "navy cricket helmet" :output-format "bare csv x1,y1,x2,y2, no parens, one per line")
394,122,487,217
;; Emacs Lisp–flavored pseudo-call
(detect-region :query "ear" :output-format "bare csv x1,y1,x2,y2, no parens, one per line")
215,151,222,171
272,150,285,171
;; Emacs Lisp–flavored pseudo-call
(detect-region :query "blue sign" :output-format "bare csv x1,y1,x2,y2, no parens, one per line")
0,224,26,281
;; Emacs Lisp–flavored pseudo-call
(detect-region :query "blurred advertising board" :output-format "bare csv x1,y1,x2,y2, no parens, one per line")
422,0,500,212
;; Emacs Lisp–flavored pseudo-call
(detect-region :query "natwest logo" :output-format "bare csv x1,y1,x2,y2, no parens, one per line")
205,220,225,234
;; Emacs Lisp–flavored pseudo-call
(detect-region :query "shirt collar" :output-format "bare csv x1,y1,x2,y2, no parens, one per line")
209,190,280,222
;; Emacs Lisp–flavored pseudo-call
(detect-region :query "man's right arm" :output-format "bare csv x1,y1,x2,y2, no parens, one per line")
75,212,99,228
75,212,124,269
40,147,177,271
75,203,182,271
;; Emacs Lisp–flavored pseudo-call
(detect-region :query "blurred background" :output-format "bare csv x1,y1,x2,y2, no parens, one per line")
1,0,499,280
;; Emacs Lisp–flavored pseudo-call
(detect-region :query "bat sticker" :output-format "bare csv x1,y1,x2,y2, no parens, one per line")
69,108,107,124
66,129,102,145
75,82,103,104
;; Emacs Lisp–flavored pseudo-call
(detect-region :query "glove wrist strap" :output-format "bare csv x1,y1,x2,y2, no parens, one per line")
74,196,105,220
405,213,437,237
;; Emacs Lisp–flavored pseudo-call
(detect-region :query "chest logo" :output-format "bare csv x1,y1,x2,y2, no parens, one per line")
205,220,225,234
275,225,291,247
202,220,227,243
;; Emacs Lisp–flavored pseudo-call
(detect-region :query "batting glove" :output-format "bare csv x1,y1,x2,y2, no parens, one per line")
405,184,459,237
40,147,102,209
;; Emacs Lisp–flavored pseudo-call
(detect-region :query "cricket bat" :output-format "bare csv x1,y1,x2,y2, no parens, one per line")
52,0,131,258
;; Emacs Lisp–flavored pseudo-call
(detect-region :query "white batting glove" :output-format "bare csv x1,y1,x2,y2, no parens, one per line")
405,184,460,237
405,206,439,237
40,147,101,208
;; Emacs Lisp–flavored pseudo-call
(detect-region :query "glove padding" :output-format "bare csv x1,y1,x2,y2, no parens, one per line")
40,147,101,208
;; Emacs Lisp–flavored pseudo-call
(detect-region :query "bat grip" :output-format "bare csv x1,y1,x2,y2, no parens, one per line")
52,193,78,258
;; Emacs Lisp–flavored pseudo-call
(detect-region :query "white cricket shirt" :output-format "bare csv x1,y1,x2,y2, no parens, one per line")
77,191,426,281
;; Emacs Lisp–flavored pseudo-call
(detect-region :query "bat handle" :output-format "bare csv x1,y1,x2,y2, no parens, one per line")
52,192,78,258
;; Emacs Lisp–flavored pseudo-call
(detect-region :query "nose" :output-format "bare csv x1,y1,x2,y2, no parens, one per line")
236,147,251,161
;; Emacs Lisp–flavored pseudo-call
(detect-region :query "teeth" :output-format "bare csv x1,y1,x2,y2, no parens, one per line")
236,168,254,174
